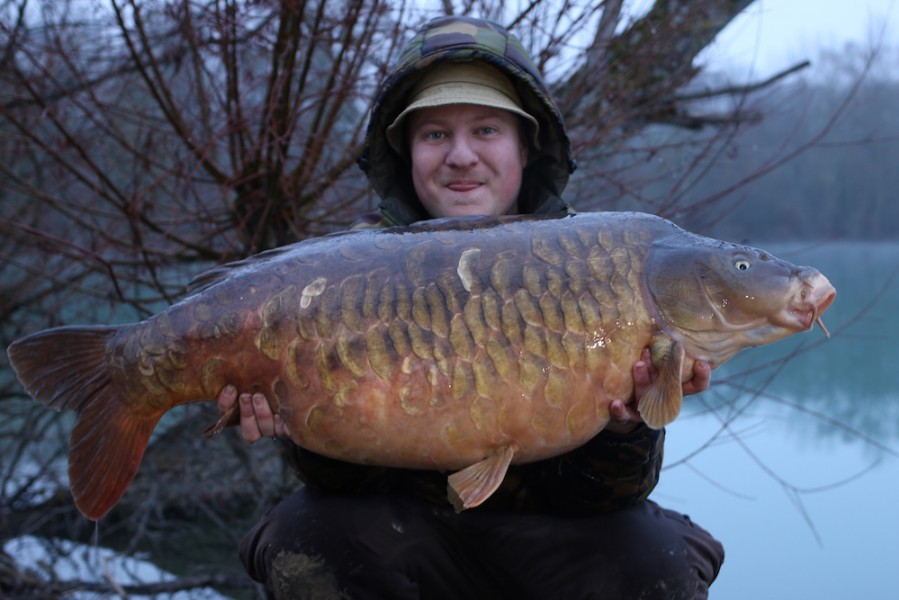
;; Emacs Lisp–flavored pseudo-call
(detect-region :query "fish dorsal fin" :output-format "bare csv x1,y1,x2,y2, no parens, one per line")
638,337,685,429
185,245,296,294
186,230,364,295
447,444,516,511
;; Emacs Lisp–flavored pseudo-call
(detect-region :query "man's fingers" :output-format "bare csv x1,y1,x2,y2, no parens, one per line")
609,399,630,422
251,392,277,437
273,413,290,438
231,391,284,443
216,384,238,412
683,360,711,396
238,393,263,443
632,348,654,400
606,398,642,433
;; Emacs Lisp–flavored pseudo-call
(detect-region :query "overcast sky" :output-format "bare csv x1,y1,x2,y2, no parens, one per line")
705,0,899,75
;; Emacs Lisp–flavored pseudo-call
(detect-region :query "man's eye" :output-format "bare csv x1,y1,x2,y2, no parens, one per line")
424,131,444,140
479,126,497,135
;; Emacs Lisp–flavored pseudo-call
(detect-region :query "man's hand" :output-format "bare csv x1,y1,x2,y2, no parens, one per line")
216,385,289,443
606,348,712,434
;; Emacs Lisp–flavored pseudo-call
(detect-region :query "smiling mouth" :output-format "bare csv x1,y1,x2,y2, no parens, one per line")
446,182,481,192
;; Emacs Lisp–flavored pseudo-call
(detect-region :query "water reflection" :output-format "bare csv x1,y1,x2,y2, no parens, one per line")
658,406,898,600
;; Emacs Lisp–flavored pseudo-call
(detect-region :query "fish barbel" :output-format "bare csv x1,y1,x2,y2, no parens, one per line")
6,212,836,520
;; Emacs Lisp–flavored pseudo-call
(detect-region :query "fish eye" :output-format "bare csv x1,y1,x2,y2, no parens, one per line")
734,259,751,271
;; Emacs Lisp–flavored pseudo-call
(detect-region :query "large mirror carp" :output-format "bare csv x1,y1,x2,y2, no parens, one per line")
7,212,836,520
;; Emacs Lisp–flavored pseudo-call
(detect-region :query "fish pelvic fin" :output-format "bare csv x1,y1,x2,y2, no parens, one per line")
447,444,516,512
202,403,240,439
638,337,685,430
7,326,159,521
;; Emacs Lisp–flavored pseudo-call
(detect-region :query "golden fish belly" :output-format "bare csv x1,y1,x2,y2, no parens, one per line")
280,363,632,470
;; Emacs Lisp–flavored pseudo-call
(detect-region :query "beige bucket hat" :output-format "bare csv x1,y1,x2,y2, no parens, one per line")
386,61,540,154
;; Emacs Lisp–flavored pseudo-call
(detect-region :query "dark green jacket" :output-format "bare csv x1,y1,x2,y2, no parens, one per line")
287,16,663,514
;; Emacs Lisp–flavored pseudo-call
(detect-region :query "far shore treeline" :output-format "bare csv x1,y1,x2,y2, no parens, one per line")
566,50,899,243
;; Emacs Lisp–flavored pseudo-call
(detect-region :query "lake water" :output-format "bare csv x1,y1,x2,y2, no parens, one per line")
654,241,899,600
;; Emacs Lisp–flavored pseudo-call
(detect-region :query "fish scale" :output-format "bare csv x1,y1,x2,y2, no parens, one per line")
6,212,836,520
265,222,656,475
357,242,595,400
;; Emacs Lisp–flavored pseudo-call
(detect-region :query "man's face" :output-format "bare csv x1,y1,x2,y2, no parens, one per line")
408,104,528,218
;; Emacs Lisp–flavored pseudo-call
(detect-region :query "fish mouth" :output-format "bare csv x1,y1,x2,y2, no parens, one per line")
786,271,836,336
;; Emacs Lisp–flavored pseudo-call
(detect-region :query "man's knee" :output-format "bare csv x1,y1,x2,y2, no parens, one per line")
267,550,349,600
556,502,724,599
623,507,725,600
239,488,451,599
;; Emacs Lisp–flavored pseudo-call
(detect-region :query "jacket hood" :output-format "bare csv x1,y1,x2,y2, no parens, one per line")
357,16,576,225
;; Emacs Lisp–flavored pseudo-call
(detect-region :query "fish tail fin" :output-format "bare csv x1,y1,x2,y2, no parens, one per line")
7,326,160,521
69,387,161,521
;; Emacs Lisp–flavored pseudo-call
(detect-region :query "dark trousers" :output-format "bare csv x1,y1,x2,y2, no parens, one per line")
240,487,724,599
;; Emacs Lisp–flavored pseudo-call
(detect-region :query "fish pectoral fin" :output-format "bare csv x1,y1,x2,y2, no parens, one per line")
446,444,516,512
638,337,685,429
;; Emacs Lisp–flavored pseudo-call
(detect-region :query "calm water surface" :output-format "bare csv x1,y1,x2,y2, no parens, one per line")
654,241,899,600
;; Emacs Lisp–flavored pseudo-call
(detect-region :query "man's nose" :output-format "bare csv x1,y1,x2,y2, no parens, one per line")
446,135,478,167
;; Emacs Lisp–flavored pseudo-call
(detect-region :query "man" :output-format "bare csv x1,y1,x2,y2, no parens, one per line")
219,16,724,599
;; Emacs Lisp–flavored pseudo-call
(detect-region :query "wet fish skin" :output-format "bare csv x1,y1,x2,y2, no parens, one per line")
6,212,836,520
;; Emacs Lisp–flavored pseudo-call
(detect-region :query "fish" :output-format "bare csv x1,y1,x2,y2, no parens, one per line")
6,212,836,520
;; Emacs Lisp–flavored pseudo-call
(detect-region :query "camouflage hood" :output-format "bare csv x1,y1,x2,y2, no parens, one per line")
358,16,576,226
